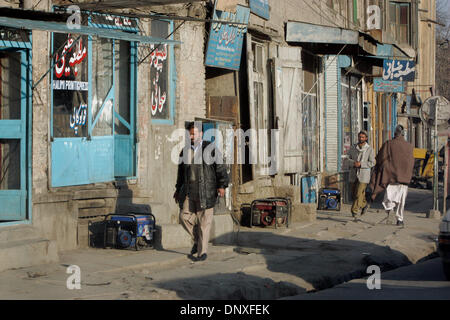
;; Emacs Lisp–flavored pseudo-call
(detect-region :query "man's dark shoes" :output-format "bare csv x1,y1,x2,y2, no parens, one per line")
396,220,404,227
196,254,207,261
361,204,370,216
190,244,198,255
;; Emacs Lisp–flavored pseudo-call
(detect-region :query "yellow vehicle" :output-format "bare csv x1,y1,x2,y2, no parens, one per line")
410,148,435,189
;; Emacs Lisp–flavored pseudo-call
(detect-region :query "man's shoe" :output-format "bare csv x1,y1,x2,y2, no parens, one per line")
361,204,370,216
196,254,207,261
190,244,198,255
396,220,404,227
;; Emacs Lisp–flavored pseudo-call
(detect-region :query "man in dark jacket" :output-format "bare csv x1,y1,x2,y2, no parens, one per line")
173,122,229,261
369,125,414,226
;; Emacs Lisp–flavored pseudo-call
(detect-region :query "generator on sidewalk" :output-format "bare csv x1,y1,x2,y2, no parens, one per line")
249,197,291,229
317,188,341,211
103,213,156,251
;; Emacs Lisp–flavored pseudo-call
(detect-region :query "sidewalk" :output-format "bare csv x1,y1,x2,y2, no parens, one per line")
0,189,442,300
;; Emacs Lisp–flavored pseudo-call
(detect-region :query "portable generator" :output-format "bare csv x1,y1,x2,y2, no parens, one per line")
318,188,341,211
103,213,156,250
250,197,291,229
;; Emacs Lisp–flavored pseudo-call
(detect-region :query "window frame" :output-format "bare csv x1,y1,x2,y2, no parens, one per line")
389,1,411,45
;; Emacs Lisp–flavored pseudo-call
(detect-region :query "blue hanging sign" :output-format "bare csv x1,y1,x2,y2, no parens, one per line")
205,5,250,71
249,0,270,20
374,78,405,93
382,59,416,82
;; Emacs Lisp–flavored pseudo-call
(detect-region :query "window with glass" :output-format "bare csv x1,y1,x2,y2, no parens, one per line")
389,1,411,45
52,34,89,138
51,13,138,187
341,72,363,157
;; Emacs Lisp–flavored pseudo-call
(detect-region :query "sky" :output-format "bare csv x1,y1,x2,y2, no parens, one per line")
437,0,450,24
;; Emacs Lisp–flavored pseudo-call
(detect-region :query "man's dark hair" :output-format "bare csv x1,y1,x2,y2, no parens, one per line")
186,121,202,132
394,125,405,137
358,130,368,138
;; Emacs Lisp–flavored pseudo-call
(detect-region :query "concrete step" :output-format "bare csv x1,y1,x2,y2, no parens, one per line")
0,238,59,272
0,225,41,242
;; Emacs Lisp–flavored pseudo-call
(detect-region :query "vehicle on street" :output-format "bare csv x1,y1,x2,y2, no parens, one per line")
438,208,450,280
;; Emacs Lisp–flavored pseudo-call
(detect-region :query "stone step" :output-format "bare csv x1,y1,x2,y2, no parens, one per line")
0,238,58,272
0,225,41,242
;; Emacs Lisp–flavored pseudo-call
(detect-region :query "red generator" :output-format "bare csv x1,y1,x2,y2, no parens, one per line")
250,197,291,229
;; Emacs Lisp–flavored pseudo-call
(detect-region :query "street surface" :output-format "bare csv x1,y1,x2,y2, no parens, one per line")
287,257,450,299
0,188,445,300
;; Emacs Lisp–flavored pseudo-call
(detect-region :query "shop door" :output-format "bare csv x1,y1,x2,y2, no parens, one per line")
247,35,271,177
113,41,136,178
0,50,28,221
272,47,303,174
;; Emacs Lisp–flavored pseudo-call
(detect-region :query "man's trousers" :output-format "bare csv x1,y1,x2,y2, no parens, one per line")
179,197,214,256
382,184,408,222
351,181,368,215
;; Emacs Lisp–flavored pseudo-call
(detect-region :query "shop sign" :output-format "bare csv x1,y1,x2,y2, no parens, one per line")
249,0,270,20
52,33,89,137
382,59,416,82
90,13,138,30
205,5,250,71
374,78,405,93
0,28,29,42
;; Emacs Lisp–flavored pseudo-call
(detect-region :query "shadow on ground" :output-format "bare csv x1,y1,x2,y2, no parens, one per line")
150,230,416,300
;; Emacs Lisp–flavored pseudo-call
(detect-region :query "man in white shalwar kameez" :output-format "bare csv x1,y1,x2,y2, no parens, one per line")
371,125,414,226
382,183,409,225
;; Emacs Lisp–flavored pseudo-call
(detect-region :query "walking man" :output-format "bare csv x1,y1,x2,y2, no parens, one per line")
174,122,229,261
348,130,376,218
369,125,415,226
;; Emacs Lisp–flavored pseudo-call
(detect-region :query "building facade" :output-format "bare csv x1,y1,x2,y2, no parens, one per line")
0,0,436,271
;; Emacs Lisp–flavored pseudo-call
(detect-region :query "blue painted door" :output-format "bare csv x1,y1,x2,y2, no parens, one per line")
114,41,136,177
0,50,28,220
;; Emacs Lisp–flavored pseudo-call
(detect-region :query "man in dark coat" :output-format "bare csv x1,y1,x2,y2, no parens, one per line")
369,125,415,226
173,122,229,261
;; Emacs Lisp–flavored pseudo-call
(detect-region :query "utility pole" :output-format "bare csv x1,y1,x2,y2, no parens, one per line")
428,98,442,219
444,141,448,215
433,100,439,212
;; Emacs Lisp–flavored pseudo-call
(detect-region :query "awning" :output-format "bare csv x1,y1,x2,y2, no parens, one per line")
286,21,359,45
0,16,180,44
375,43,412,59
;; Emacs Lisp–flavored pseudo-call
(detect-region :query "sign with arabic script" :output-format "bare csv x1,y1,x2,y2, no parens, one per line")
150,20,170,121
249,0,270,20
205,5,250,71
52,33,89,137
382,59,416,82
374,78,405,93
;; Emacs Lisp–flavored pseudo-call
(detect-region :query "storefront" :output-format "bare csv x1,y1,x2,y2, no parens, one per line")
50,13,140,187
